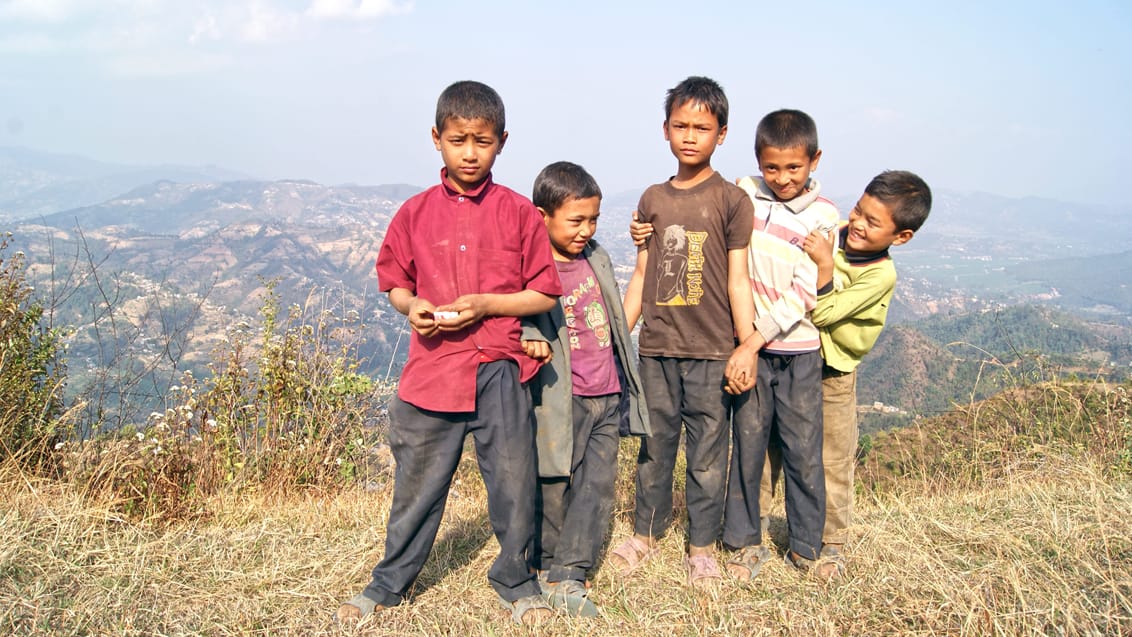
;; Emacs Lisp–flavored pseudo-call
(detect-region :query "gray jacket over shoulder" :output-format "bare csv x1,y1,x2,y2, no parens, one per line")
522,240,650,479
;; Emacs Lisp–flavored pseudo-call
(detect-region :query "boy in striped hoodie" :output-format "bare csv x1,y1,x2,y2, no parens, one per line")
722,109,841,581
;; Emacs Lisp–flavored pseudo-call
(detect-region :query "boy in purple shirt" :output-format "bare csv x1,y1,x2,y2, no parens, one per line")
337,80,562,626
521,162,650,617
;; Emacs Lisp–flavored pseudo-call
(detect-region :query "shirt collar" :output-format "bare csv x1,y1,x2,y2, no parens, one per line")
439,167,493,199
839,225,891,264
750,176,822,213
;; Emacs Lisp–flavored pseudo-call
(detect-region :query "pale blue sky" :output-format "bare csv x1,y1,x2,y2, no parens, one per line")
2,0,1129,205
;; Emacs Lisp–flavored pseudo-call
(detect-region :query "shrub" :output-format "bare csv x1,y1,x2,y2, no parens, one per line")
0,233,67,470
68,279,394,521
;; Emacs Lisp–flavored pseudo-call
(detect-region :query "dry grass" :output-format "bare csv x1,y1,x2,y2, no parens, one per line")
2,383,1131,636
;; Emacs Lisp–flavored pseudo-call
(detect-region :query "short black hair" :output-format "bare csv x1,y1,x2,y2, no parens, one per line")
532,161,602,214
665,76,729,128
755,109,819,159
865,170,932,232
435,80,506,138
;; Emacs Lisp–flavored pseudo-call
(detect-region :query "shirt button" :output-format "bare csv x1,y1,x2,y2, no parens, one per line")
458,196,465,202
460,244,466,251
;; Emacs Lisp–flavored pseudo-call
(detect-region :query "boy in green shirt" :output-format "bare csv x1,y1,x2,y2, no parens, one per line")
801,170,932,575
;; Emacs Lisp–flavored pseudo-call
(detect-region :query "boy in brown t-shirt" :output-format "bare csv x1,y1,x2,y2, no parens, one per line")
613,76,759,588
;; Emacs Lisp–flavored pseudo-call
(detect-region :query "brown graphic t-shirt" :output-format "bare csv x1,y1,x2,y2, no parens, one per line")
636,171,754,360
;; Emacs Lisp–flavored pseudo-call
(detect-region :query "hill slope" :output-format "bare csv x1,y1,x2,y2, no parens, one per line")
2,380,1128,635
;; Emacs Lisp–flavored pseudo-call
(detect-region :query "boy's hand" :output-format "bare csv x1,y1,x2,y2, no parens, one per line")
521,339,552,363
724,343,757,395
434,294,488,332
629,211,653,247
724,332,764,395
802,228,834,267
407,297,441,338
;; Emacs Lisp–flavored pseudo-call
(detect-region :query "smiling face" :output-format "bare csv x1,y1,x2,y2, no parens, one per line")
541,196,601,261
432,116,507,193
663,99,726,171
757,145,821,201
844,193,914,255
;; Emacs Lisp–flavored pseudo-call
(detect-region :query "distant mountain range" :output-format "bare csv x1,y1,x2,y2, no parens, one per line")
5,148,1130,429
0,146,251,222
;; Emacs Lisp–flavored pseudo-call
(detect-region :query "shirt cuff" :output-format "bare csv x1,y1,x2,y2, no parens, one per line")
754,315,781,343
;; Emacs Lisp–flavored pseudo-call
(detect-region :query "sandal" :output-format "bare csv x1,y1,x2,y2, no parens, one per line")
608,536,658,576
683,554,723,589
819,544,847,579
335,592,389,623
541,579,599,617
498,594,554,625
785,550,841,582
726,544,771,581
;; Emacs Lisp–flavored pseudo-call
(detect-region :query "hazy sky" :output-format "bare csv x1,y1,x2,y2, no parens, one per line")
2,0,1129,205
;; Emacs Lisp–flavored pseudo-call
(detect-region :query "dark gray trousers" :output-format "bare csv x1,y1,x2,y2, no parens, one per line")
633,356,731,548
535,393,621,583
363,361,540,606
724,350,825,560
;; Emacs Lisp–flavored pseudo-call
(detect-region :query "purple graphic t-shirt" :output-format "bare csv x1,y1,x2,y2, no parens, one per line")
555,257,621,397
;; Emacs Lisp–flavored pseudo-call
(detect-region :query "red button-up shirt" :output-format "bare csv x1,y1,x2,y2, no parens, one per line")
376,170,563,412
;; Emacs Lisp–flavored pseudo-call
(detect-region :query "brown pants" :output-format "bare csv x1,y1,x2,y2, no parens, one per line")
760,367,857,545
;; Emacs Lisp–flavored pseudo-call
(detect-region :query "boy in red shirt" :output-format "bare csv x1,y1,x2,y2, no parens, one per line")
337,80,562,626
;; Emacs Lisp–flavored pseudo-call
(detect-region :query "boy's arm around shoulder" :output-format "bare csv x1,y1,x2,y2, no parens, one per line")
623,244,648,330
810,260,897,328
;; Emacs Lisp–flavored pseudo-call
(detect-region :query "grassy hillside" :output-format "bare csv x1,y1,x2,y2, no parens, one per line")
2,379,1129,636
856,305,1132,432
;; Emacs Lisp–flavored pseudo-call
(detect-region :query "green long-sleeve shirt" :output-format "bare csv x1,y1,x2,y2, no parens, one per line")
811,243,896,374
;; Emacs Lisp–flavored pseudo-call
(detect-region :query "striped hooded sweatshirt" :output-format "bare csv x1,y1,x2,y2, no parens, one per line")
737,175,839,355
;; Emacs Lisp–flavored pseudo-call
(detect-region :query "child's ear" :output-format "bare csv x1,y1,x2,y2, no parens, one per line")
497,131,508,154
431,126,441,151
890,229,915,247
536,206,551,224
